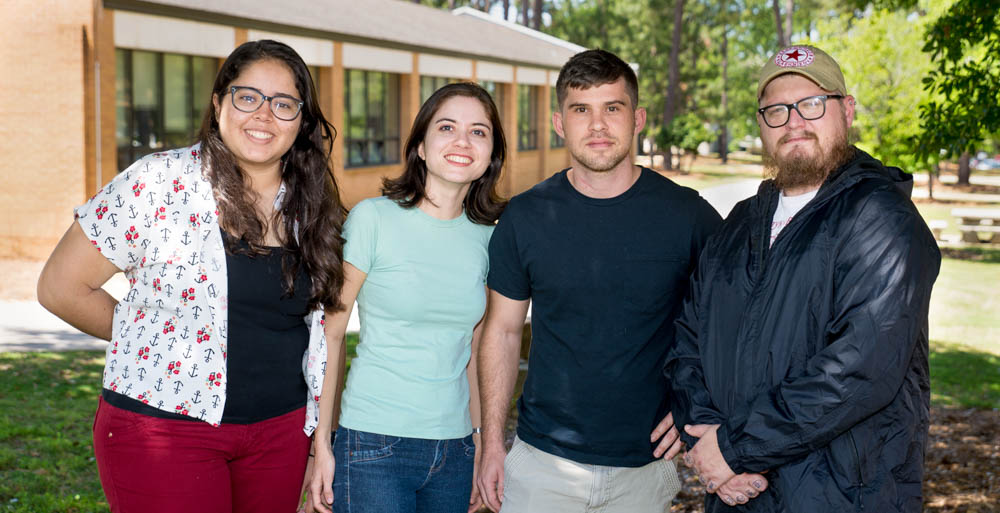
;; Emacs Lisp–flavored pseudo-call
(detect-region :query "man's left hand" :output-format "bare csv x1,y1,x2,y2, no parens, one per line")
650,411,684,460
683,424,735,493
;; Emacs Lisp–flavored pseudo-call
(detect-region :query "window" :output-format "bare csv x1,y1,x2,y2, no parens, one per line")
344,70,400,167
478,80,506,125
115,49,218,172
550,87,564,148
517,85,538,151
420,76,457,104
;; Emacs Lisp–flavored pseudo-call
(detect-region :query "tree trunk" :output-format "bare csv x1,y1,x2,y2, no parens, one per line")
772,0,787,48
520,0,528,25
958,151,971,186
720,26,729,164
503,0,510,20
598,0,608,48
929,161,937,201
785,0,794,43
662,0,686,171
532,0,542,29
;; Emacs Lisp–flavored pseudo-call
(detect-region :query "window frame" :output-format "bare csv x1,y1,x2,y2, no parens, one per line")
115,48,217,172
517,84,538,151
344,69,401,169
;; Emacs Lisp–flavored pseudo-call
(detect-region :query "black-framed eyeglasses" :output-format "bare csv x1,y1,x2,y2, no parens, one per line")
228,86,304,121
757,94,844,128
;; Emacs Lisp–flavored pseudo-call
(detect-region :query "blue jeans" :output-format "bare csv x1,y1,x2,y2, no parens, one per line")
332,426,475,513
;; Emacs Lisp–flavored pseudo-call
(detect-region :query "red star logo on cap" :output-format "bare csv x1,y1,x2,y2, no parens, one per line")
775,47,814,68
784,49,805,62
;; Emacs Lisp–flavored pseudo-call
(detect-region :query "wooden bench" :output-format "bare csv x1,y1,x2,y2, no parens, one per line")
952,208,1000,243
927,219,947,241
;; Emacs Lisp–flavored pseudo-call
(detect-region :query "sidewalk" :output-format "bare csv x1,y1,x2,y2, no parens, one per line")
0,179,758,353
912,173,1000,203
699,179,761,218
0,272,361,353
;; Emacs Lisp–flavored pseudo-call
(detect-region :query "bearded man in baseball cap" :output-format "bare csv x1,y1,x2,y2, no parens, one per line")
664,44,941,512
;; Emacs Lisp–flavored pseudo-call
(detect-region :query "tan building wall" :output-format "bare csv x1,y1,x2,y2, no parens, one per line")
0,3,573,259
0,1,97,258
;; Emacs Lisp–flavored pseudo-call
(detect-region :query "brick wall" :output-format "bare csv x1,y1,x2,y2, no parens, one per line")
0,1,96,259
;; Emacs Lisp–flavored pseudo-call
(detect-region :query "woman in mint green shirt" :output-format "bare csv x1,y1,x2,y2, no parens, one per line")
307,83,507,513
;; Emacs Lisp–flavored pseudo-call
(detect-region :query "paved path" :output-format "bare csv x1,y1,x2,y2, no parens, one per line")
0,297,364,353
699,179,762,218
0,274,362,353
0,179,760,353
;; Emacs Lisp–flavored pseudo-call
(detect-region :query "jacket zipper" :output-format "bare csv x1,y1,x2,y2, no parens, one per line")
849,430,865,511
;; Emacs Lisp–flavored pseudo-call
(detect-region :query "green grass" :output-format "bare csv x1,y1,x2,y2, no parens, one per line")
0,334,360,513
344,332,359,373
668,164,764,191
929,340,1000,409
0,351,106,512
929,251,1000,354
926,247,1000,409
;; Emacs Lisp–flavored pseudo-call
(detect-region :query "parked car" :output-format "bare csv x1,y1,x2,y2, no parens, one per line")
972,158,1000,171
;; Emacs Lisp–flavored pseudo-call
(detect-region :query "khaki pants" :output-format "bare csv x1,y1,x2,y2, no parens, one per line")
500,436,682,513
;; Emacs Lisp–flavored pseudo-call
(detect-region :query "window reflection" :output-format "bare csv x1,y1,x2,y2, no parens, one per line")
115,49,218,172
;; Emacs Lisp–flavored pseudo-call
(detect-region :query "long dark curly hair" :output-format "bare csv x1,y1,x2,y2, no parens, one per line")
382,82,507,225
197,39,346,311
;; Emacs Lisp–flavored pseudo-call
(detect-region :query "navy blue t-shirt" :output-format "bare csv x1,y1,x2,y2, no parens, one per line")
488,166,721,467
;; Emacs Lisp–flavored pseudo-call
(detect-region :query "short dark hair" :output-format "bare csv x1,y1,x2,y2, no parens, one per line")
555,49,638,111
382,82,507,225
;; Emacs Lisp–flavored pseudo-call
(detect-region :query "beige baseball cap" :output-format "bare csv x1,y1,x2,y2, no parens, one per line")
757,45,847,99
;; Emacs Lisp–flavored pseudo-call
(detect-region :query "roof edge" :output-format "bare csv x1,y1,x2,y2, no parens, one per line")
103,0,567,70
451,7,587,54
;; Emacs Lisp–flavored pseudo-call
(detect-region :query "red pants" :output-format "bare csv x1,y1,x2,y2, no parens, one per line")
93,397,310,513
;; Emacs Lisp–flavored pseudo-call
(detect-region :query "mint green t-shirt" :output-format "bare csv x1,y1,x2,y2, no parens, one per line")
339,197,493,439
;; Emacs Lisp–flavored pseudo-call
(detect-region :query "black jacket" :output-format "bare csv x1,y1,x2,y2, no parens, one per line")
665,149,941,512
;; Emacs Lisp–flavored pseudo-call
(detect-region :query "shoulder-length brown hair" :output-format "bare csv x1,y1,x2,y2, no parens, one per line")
382,82,507,225
197,39,346,311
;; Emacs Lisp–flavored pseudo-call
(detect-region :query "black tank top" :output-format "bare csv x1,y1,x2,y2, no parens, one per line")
103,232,312,424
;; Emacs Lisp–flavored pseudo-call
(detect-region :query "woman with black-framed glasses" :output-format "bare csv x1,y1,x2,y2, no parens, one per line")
38,40,347,513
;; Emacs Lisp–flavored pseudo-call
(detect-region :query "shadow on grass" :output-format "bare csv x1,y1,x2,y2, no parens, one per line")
939,246,1000,263
930,341,1000,410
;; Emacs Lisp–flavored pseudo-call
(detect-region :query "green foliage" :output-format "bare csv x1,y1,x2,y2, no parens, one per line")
916,0,1000,161
545,0,776,155
667,112,712,153
546,0,677,135
812,7,934,171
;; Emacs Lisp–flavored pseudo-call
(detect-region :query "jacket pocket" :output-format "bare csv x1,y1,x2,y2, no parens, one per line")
827,428,866,488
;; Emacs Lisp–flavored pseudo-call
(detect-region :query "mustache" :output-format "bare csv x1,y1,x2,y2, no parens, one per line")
778,131,818,145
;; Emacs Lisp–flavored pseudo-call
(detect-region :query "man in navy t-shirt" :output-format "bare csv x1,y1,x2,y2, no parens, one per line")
476,49,722,513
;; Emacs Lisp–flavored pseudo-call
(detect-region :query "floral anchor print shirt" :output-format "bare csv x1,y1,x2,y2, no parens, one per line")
75,144,328,434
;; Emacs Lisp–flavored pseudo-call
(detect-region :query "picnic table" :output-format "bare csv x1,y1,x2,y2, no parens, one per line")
952,208,1000,244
